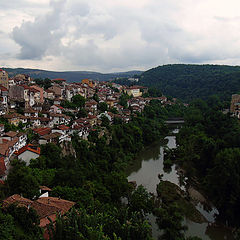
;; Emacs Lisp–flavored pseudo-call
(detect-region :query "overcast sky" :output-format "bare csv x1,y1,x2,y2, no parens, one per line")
1,0,240,72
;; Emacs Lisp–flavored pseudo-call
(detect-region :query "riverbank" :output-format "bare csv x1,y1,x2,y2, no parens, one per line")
156,180,207,223
127,135,235,240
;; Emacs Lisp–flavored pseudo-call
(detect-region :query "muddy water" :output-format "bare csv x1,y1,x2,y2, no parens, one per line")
126,135,234,240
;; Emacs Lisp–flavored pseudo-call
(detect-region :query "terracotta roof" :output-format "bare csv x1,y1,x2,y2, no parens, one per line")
0,157,6,176
72,124,84,130
0,144,9,156
42,132,61,140
50,113,65,117
15,144,41,156
40,186,52,191
57,125,69,130
3,113,22,119
17,132,27,137
33,127,51,136
24,108,37,113
4,131,18,138
87,115,97,119
3,195,75,228
3,194,33,208
30,88,40,93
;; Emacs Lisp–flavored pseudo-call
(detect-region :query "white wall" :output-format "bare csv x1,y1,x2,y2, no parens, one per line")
18,151,39,165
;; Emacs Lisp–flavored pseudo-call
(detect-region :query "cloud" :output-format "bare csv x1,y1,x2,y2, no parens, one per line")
2,0,240,71
11,0,65,60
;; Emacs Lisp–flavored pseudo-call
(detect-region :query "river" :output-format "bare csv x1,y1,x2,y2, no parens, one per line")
126,135,234,240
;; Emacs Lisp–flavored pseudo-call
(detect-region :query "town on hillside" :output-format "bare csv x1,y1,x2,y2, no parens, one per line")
0,69,179,181
0,68,184,238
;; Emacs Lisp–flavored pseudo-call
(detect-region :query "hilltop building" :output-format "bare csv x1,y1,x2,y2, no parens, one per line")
0,69,9,89
230,94,240,118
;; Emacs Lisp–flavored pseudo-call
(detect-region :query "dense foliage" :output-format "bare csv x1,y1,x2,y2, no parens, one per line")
34,78,52,89
174,97,240,226
1,100,189,239
0,205,43,240
139,64,240,102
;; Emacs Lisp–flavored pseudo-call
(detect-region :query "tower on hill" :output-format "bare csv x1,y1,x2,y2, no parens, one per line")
0,69,9,89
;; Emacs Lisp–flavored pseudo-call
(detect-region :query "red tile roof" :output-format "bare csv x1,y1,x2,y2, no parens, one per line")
41,132,61,140
0,157,6,176
14,144,41,156
24,108,37,113
0,143,9,156
57,125,69,130
33,127,51,136
40,186,52,191
3,194,75,228
4,131,18,138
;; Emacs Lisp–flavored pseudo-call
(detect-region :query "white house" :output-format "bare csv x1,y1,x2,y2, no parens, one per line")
15,144,41,166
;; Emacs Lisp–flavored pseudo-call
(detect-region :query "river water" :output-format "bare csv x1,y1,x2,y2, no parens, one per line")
126,135,234,240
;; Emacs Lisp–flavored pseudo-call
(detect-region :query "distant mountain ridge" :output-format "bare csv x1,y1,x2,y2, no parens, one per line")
138,64,240,102
3,68,143,82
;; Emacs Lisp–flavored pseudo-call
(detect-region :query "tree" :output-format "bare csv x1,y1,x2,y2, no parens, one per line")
7,160,39,199
205,148,240,225
100,115,110,128
40,143,62,168
72,94,86,109
92,93,100,102
98,102,108,112
128,185,153,217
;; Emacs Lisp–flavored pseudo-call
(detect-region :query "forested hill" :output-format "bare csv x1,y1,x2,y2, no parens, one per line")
139,64,240,102
3,68,142,82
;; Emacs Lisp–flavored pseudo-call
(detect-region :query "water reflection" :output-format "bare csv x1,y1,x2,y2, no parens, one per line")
127,135,234,240
127,136,179,194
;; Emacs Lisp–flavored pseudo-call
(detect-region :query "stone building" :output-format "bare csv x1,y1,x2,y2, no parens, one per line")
0,69,9,89
230,94,240,118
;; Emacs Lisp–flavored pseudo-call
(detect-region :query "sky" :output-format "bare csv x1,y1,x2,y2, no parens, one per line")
1,0,240,72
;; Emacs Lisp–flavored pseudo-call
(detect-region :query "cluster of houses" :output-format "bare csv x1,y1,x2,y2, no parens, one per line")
0,69,183,239
0,69,172,181
230,94,240,118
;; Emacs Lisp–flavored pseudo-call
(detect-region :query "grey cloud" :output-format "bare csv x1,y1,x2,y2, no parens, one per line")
67,2,90,16
1,0,49,10
12,0,65,59
8,0,240,71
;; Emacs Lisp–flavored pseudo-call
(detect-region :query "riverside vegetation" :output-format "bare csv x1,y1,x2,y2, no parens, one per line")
1,93,239,239
164,96,240,234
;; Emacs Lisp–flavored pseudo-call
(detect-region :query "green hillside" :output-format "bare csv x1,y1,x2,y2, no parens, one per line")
139,64,240,102
3,67,142,82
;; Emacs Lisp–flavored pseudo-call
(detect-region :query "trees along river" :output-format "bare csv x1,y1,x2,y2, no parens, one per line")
126,129,234,240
